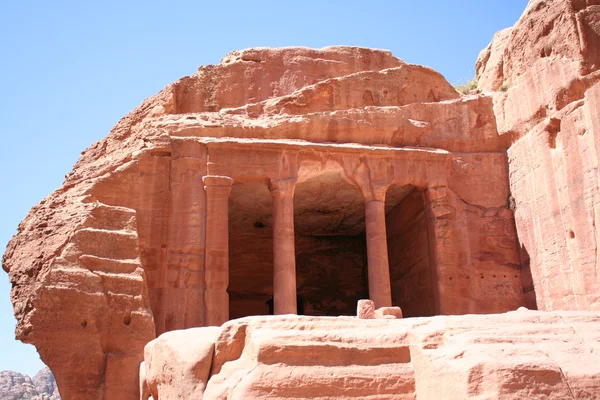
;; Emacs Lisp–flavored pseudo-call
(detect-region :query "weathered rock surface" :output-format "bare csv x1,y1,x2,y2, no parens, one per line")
142,311,600,400
477,0,600,311
142,327,221,399
3,43,525,399
0,367,60,400
4,0,600,398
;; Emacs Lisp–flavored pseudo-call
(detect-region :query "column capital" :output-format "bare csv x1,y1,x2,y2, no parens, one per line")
269,177,297,199
348,159,393,203
203,175,234,189
363,182,390,203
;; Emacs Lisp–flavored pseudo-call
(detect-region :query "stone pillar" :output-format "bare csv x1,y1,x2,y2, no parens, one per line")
365,191,393,308
203,175,233,326
270,177,298,315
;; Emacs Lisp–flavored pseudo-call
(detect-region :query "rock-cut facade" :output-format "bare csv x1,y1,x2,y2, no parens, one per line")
3,0,600,398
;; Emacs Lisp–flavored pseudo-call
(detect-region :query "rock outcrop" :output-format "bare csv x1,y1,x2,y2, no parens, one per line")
3,45,525,399
3,0,600,398
476,0,600,310
0,367,61,400
142,310,600,400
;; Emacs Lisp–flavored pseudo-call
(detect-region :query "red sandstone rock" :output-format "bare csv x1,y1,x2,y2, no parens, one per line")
142,327,220,399
1,44,524,399
477,0,600,311
5,0,600,396
142,311,600,399
375,306,403,319
356,299,375,319
476,27,512,92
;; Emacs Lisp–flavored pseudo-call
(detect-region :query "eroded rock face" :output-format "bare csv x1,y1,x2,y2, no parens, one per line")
142,327,221,399
0,367,60,400
477,0,600,311
32,368,61,400
9,0,600,394
3,43,524,399
2,43,527,399
142,311,600,400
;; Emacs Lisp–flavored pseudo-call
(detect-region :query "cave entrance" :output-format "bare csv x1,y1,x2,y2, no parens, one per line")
228,179,274,320
294,172,369,316
385,185,436,317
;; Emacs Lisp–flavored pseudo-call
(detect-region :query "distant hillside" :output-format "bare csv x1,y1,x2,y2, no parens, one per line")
0,367,60,400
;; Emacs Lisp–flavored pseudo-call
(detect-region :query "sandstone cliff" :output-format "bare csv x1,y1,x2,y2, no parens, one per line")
477,0,600,310
2,0,600,398
3,45,524,399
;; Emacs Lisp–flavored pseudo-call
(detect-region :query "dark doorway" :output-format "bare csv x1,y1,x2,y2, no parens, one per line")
293,172,369,316
385,185,437,317
228,180,274,319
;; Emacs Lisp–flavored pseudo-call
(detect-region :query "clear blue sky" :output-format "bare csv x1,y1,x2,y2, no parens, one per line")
0,1,527,376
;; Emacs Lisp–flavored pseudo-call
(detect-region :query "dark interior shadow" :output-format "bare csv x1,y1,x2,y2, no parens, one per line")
266,295,305,315
519,244,538,310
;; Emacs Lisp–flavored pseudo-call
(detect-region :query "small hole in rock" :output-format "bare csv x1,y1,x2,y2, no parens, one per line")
124,313,131,326
569,230,575,239
449,277,453,281
540,46,552,58
254,221,266,228
81,320,87,328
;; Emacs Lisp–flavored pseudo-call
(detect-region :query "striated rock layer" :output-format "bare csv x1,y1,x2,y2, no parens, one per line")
4,0,600,397
142,311,600,400
2,45,523,399
477,0,600,310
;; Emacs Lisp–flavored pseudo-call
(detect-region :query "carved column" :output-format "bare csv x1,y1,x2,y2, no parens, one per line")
203,175,233,326
270,177,298,315
364,186,393,308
